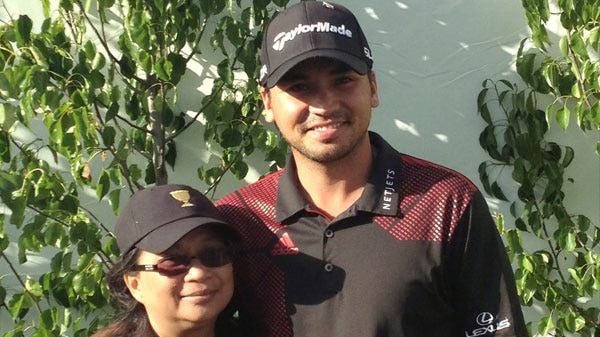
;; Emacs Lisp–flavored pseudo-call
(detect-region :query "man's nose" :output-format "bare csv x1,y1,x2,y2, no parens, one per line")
308,88,340,116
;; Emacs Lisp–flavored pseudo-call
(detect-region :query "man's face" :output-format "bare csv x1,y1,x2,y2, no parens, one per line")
261,58,379,164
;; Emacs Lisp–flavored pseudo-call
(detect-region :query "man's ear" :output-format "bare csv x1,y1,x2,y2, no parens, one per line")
370,71,380,108
123,274,144,304
260,87,275,123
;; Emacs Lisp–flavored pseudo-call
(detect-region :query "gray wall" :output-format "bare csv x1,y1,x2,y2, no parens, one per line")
1,0,599,334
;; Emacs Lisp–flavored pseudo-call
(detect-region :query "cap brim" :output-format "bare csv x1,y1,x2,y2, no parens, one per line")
135,217,240,253
263,50,369,88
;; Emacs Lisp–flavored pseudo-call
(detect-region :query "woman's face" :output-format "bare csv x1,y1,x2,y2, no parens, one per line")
124,227,234,336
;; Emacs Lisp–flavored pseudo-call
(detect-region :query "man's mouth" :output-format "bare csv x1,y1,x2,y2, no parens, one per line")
311,122,343,132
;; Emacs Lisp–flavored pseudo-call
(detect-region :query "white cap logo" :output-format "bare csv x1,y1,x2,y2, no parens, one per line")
272,22,353,51
259,65,268,81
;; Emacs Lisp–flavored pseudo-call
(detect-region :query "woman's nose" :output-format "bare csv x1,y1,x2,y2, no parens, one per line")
183,259,212,280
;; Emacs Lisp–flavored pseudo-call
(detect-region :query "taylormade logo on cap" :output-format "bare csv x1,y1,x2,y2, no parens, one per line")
272,22,353,51
259,1,374,88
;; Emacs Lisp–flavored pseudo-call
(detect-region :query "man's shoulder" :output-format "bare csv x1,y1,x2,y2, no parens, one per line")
397,153,478,194
400,153,467,176
216,169,284,206
371,131,477,191
215,170,283,235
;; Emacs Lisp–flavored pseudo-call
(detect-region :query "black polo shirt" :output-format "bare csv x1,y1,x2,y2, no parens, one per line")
216,132,527,337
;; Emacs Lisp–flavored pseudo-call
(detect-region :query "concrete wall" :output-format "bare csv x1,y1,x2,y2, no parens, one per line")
1,0,599,333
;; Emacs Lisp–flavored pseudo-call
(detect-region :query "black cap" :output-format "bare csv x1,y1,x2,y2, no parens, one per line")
114,184,240,254
259,1,374,88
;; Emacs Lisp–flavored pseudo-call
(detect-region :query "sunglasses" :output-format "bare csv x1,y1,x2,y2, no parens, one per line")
132,247,234,276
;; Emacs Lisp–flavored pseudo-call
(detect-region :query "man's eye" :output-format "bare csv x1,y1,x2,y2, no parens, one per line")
336,76,353,85
287,83,309,93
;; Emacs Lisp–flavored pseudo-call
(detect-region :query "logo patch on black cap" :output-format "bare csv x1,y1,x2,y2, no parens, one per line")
169,189,194,207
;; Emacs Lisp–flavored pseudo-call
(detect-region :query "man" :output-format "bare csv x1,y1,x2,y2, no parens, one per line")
216,2,529,336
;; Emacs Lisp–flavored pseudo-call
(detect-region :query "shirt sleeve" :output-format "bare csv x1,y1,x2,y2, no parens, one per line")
447,191,529,337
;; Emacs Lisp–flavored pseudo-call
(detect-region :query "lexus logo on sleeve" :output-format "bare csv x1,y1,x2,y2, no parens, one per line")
464,312,511,337
476,312,494,325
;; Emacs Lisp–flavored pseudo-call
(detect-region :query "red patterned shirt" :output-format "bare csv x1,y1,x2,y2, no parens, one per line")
216,132,528,337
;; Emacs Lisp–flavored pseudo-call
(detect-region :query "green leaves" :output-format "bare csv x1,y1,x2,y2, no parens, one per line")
1,0,291,335
217,60,234,85
477,0,600,333
479,77,600,335
15,15,32,47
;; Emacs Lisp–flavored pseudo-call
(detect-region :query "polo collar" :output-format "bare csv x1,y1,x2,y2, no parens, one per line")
274,131,403,223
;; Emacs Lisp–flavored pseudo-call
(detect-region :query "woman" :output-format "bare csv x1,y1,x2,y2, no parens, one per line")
92,184,242,337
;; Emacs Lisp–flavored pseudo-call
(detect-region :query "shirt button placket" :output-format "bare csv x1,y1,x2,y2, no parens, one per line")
323,229,335,272
325,229,334,238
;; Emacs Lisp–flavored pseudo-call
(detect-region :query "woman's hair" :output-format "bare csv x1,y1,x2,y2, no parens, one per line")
92,247,157,337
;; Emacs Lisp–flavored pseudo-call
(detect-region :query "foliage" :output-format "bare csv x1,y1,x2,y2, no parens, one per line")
477,0,600,335
0,0,289,335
